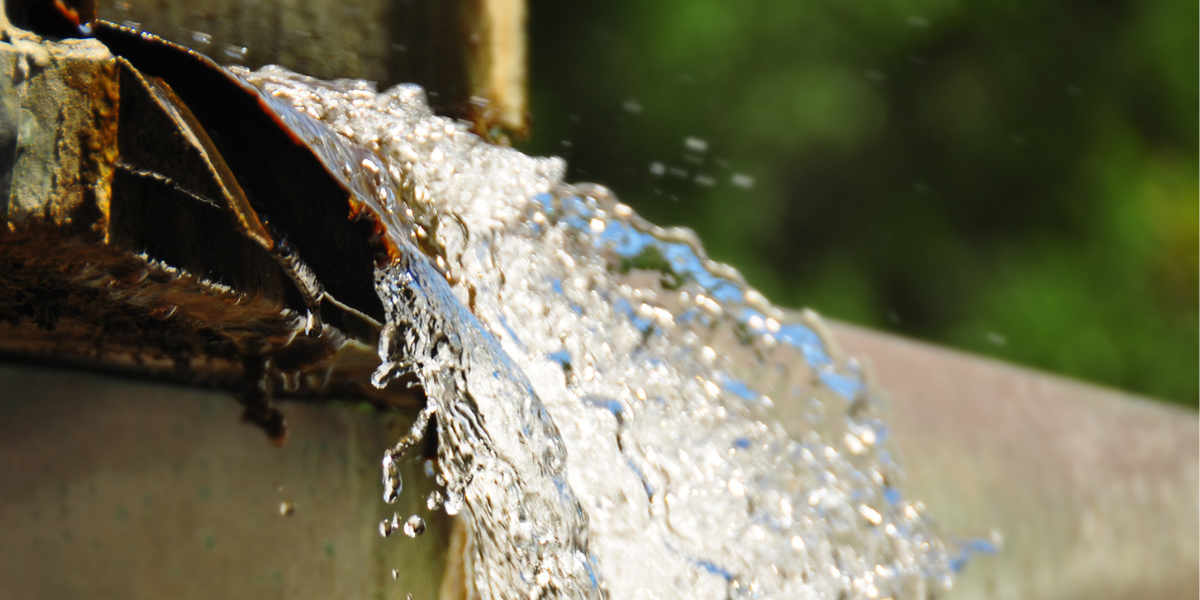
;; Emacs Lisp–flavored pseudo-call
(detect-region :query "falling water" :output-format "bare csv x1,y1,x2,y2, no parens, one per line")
236,66,954,600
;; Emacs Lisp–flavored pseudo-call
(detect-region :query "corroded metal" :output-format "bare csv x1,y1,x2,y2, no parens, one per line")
0,26,415,410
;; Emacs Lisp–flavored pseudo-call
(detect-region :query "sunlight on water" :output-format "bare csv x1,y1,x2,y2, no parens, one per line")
237,66,953,600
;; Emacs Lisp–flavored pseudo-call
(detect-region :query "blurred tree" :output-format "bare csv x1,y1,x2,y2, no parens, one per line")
521,0,1198,405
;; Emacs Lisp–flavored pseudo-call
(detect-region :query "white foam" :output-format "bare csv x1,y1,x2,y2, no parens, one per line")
237,65,953,600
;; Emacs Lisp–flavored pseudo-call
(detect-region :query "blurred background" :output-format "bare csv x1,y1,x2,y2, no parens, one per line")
519,0,1198,406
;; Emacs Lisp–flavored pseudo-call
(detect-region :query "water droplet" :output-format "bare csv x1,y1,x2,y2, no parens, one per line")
223,45,248,62
731,173,755,188
382,451,402,503
844,432,866,455
859,504,883,525
426,490,444,511
402,515,425,538
379,513,399,537
383,478,400,504
728,477,745,496
443,492,463,516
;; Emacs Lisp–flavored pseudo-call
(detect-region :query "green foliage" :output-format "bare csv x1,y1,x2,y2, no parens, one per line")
523,0,1198,405
619,246,682,289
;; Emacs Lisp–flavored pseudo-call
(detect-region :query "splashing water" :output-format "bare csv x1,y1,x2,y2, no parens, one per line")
237,66,954,599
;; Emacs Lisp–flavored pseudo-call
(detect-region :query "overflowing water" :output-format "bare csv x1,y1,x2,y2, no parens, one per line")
236,66,954,600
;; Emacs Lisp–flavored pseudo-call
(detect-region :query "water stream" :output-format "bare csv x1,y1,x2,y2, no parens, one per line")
237,66,954,600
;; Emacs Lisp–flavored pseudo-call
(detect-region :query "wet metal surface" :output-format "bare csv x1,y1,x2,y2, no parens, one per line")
0,361,450,600
832,322,1200,600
